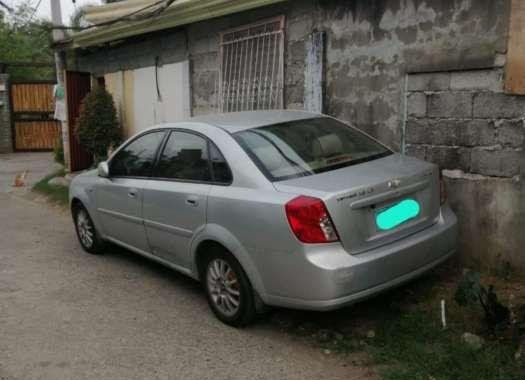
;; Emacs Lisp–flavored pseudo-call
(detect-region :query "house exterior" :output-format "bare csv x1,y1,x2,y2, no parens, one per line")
60,0,525,272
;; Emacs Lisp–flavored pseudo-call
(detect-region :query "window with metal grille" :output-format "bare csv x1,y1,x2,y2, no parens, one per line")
218,16,285,112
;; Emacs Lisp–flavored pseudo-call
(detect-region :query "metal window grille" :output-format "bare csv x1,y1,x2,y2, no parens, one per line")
218,16,285,112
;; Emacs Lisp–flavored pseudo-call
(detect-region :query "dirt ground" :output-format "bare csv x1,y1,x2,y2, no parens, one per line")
0,152,375,380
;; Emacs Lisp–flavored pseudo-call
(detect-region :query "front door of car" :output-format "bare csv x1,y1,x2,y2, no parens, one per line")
95,130,166,253
142,130,223,268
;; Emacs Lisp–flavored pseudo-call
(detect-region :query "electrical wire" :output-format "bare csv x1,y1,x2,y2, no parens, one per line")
28,0,43,22
0,0,14,13
53,0,176,31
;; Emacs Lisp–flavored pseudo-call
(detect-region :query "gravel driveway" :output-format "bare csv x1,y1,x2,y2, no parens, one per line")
0,153,373,380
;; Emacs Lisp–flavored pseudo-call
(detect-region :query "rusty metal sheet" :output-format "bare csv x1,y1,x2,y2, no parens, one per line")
505,0,525,94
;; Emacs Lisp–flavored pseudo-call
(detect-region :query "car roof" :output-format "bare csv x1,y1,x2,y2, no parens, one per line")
183,110,322,134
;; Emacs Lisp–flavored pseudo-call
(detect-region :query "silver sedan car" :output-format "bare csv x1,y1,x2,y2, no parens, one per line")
70,111,457,326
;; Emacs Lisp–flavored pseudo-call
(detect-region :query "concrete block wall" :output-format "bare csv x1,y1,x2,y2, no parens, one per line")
405,69,525,271
0,74,12,153
70,0,523,271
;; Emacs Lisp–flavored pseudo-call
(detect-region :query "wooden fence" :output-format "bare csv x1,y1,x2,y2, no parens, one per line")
10,81,61,151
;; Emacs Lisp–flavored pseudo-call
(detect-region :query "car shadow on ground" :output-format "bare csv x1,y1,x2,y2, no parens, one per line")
101,240,448,335
101,243,204,297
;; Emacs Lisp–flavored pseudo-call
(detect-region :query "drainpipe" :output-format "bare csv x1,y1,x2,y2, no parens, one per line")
401,72,408,154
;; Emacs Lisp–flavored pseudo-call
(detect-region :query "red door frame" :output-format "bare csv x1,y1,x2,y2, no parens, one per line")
66,71,93,171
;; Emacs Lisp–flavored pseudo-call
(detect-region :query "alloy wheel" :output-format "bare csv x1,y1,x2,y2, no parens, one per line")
206,258,241,317
76,209,94,249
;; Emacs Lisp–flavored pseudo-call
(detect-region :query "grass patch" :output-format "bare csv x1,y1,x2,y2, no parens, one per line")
269,268,525,380
32,168,69,206
368,310,523,380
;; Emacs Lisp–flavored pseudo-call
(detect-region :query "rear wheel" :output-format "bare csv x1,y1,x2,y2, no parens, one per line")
73,204,105,255
203,249,256,327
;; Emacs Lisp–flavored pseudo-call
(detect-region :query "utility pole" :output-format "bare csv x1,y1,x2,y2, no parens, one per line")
50,0,70,170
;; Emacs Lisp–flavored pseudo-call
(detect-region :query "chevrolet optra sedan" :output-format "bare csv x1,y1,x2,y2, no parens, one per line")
70,111,457,326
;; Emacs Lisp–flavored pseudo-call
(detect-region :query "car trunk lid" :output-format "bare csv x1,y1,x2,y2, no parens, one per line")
274,154,441,254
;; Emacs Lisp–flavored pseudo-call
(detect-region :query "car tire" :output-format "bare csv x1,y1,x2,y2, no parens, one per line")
73,204,106,255
203,248,256,327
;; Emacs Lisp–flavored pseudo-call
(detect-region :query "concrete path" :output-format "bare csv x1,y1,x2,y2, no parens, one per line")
0,152,62,194
0,153,374,380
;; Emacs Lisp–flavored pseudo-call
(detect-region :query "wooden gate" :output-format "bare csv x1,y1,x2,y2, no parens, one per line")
10,81,61,151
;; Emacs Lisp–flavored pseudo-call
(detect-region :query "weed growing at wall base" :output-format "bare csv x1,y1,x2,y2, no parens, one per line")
368,310,523,380
32,169,69,207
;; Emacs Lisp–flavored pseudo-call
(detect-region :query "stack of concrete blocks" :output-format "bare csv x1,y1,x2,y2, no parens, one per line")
405,69,525,272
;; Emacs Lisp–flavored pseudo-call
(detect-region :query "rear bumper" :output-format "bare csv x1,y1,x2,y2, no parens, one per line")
262,205,457,311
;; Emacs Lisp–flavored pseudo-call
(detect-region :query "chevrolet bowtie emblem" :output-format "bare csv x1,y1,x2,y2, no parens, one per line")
388,179,401,189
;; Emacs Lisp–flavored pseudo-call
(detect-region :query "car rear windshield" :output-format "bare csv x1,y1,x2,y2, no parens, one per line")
234,117,392,181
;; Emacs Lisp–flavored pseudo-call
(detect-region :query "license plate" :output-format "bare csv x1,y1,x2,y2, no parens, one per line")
376,199,420,231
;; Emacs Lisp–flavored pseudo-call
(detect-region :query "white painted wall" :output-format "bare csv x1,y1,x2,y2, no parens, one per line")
105,60,191,137
132,61,191,133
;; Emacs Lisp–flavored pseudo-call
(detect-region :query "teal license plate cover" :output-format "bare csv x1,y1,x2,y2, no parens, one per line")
376,199,420,231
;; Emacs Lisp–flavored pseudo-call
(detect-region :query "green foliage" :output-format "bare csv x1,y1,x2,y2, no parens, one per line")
76,86,121,163
367,311,524,380
455,271,482,306
455,271,510,330
0,1,54,80
53,139,64,165
33,169,69,206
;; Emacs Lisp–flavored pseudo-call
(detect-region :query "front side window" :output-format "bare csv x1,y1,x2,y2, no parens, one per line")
110,131,165,177
234,118,392,181
155,131,212,182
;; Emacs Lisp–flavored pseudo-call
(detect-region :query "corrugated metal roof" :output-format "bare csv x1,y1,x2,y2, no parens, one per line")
71,0,287,49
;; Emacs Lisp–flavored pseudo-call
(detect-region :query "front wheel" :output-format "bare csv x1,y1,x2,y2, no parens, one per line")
204,250,256,327
73,205,105,255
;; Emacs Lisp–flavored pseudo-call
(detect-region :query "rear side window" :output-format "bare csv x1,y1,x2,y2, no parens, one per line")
209,143,232,183
234,117,392,181
155,131,212,182
110,131,165,177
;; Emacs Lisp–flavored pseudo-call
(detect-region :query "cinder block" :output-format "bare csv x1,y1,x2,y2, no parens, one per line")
288,40,306,63
428,92,472,118
190,53,218,72
189,36,218,55
473,93,525,118
450,69,503,92
407,118,498,147
287,17,312,42
407,92,426,117
405,118,429,144
405,144,427,160
470,148,522,177
494,119,525,148
460,119,495,147
407,72,450,91
424,146,471,172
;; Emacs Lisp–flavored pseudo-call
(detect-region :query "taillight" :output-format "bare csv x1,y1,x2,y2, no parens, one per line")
285,196,339,243
439,169,447,205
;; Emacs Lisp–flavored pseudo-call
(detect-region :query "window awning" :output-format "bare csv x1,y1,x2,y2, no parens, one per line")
71,0,287,49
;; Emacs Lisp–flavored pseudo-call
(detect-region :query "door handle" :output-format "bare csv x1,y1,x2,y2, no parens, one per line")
186,196,199,207
128,188,138,198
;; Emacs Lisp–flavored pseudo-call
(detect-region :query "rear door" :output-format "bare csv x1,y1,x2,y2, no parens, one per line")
142,130,219,268
95,130,166,252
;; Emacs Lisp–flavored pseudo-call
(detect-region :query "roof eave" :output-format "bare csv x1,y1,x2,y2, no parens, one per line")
71,0,287,49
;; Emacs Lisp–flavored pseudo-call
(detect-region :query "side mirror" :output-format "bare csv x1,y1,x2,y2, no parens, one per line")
98,161,110,178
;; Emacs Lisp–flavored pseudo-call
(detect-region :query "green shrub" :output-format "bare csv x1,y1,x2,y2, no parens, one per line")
53,139,64,165
76,86,121,164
